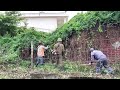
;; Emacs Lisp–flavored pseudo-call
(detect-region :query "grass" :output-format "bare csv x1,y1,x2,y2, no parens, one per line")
33,60,93,73
0,60,120,79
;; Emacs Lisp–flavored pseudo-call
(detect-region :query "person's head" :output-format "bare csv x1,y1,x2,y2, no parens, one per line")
38,41,43,45
90,48,94,52
57,38,62,43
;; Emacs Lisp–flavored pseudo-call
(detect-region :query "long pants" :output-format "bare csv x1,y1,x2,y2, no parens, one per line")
36,56,44,66
96,59,113,74
52,54,63,65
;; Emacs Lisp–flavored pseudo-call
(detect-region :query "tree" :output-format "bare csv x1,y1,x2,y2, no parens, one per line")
0,11,23,36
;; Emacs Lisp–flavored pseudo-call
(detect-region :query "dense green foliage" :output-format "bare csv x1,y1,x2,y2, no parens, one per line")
0,11,48,63
0,11,120,64
46,11,120,46
0,11,120,79
0,28,48,63
0,11,22,36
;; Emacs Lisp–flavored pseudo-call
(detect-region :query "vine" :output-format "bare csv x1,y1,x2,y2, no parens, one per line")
46,11,120,46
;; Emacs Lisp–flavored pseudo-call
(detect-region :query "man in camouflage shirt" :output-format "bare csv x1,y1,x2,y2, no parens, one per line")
52,38,65,65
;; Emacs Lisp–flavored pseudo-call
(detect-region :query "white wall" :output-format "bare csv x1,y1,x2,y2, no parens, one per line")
24,17,57,33
66,11,87,21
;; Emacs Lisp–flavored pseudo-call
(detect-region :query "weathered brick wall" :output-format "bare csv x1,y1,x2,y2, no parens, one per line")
65,26,120,63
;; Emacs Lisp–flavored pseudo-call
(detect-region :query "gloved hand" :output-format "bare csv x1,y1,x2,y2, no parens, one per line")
96,60,100,63
88,62,93,65
46,46,49,48
52,50,57,55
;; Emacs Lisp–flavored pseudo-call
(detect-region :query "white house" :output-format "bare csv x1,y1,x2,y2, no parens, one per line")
20,11,68,33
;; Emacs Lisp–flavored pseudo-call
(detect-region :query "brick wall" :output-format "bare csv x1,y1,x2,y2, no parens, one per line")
65,26,120,63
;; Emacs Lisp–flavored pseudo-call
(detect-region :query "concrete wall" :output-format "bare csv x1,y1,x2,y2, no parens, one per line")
24,17,57,32
20,12,68,33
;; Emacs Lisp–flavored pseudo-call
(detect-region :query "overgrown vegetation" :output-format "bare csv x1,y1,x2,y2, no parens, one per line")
0,11,48,64
1,11,120,63
0,11,120,78
0,11,22,36
46,11,120,46
0,60,120,79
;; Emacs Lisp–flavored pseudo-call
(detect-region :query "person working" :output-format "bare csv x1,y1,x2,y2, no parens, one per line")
36,41,48,67
52,38,65,65
90,48,114,74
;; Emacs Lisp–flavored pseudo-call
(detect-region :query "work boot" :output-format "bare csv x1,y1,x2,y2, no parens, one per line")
40,61,44,65
36,64,38,67
107,67,114,74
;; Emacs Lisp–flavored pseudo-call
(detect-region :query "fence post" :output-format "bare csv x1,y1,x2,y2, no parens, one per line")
31,41,34,68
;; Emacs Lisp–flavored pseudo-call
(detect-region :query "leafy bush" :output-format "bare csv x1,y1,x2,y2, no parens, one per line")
0,11,23,36
13,28,48,49
1,11,120,65
0,28,49,63
46,11,120,47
